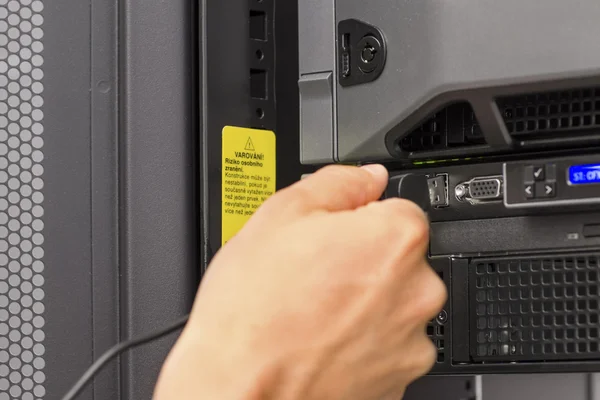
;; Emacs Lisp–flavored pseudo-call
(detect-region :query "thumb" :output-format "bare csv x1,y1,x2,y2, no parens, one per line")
272,164,388,215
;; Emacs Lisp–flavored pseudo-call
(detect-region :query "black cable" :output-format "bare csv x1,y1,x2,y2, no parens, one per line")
61,314,190,400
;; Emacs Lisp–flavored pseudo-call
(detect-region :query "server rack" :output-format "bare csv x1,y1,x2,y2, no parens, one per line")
3,0,599,398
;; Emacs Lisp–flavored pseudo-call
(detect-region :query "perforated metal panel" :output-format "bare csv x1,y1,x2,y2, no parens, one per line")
499,87,600,138
470,254,600,362
0,0,46,398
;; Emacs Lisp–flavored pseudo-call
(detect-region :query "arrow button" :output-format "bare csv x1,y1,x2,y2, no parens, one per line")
536,182,555,198
524,184,534,199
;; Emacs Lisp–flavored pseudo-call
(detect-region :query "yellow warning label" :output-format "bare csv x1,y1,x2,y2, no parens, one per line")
222,126,276,245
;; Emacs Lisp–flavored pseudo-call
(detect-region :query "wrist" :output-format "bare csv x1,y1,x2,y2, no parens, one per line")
154,330,284,400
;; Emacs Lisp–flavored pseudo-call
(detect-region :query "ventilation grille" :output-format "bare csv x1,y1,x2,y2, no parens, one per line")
428,270,447,364
499,88,600,139
399,102,486,153
427,321,446,363
470,254,600,362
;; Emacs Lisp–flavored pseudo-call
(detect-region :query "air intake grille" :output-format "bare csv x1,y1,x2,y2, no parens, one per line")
428,270,447,364
399,102,486,153
498,88,600,138
470,254,600,362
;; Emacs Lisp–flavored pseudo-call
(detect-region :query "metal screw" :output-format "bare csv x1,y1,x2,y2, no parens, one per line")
437,310,448,325
455,184,467,200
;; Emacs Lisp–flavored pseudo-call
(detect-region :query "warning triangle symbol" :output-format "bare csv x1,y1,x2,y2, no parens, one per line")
245,137,255,151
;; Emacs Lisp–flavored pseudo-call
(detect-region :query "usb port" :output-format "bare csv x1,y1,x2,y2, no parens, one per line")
427,174,448,208
342,33,350,50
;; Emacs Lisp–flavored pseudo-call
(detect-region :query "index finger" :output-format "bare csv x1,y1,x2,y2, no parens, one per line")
275,164,388,215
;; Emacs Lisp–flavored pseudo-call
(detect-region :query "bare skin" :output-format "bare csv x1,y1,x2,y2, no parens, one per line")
154,164,447,400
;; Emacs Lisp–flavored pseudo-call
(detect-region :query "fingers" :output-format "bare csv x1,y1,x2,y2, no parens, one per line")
269,164,388,216
405,335,438,381
362,197,430,260
413,263,448,324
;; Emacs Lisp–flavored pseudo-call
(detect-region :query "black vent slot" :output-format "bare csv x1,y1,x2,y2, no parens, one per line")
470,254,600,363
427,320,446,363
427,270,447,364
499,88,600,140
399,102,486,153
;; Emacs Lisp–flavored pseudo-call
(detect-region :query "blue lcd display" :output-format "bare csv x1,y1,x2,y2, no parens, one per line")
568,164,600,185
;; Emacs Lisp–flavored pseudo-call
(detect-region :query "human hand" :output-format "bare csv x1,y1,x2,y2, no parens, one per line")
154,164,447,400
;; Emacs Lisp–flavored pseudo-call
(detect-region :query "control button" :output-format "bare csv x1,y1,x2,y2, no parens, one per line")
524,184,534,199
524,166,535,184
536,182,555,198
546,164,557,182
533,165,545,181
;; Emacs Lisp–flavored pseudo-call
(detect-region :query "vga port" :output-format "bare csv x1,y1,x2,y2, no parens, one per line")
469,178,502,200
455,176,504,204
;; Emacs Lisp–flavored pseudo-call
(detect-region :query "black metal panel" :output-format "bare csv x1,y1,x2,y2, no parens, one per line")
91,0,120,397
119,0,198,399
203,0,251,265
451,259,470,364
202,0,311,267
405,376,478,400
43,0,95,398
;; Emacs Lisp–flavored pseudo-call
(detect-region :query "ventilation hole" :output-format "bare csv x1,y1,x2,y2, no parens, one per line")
250,69,267,99
427,325,434,336
249,10,267,40
498,87,600,140
516,107,525,118
398,102,486,152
